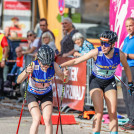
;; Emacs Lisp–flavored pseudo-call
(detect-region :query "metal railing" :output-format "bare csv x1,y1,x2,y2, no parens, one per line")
24,54,35,68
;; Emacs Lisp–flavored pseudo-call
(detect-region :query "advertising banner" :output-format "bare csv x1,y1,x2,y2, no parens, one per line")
65,0,80,8
3,0,31,37
109,0,134,77
53,57,86,111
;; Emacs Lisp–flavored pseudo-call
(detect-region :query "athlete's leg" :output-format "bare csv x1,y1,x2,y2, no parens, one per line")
104,89,118,132
41,101,53,134
28,102,41,134
90,88,104,132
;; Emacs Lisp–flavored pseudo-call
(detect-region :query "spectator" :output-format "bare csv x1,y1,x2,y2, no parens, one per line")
34,22,42,38
10,46,24,83
38,18,55,49
3,36,15,81
42,32,59,55
4,46,24,89
4,26,10,37
0,32,8,99
62,27,67,37
120,17,134,130
22,30,39,55
72,32,94,57
60,17,78,57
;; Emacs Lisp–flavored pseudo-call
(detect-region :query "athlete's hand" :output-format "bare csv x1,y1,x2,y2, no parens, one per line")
63,67,69,83
25,64,33,74
128,82,134,96
64,67,69,77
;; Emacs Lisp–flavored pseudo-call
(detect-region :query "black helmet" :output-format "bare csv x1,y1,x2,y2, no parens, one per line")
100,31,118,44
37,45,54,65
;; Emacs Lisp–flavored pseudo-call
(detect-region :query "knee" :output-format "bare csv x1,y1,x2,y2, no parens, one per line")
33,115,41,125
95,112,103,120
43,116,52,126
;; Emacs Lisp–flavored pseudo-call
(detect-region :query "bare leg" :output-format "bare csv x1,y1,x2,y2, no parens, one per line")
104,89,118,132
28,102,41,134
90,88,104,132
41,101,53,134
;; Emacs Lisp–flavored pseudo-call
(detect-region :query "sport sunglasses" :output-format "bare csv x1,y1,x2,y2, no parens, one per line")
101,42,111,47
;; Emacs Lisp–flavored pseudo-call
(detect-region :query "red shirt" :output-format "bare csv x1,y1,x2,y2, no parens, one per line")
16,55,24,67
9,27,22,37
0,33,8,62
0,33,8,48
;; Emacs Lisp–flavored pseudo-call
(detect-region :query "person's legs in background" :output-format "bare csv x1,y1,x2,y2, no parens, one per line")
0,67,4,99
127,67,134,127
121,67,134,130
121,70,130,119
3,64,14,81
3,65,9,81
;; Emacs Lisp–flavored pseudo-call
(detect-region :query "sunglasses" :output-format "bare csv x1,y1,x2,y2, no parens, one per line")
40,25,46,27
62,22,68,25
16,50,22,53
101,42,111,47
43,36,49,39
27,34,32,37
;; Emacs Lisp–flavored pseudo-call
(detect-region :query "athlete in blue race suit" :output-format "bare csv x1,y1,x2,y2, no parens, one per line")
17,45,69,134
61,31,134,134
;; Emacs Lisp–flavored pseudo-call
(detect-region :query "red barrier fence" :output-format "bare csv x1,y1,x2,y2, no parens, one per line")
52,56,87,111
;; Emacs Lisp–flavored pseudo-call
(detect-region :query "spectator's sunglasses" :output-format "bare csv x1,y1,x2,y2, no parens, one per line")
40,24,46,27
101,42,111,47
27,34,33,37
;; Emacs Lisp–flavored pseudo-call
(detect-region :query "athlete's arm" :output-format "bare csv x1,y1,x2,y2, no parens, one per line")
120,50,132,82
61,48,98,68
54,62,69,83
17,62,34,84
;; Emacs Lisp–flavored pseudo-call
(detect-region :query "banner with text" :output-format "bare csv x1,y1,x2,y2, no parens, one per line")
53,57,86,111
109,0,134,77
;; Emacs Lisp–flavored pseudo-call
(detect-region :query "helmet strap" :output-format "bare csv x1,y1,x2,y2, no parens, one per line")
104,45,113,55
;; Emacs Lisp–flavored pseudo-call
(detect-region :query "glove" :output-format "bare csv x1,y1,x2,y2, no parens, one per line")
128,82,134,96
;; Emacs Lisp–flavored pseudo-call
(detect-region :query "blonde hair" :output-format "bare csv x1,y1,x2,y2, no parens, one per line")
42,32,54,44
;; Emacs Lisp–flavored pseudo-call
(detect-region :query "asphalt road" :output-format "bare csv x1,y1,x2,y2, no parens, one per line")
0,97,134,134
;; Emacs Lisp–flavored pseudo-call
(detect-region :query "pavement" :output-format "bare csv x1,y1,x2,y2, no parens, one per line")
0,82,134,134
0,99,134,134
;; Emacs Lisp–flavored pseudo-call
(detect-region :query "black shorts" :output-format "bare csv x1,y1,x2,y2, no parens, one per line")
89,74,117,93
26,90,53,105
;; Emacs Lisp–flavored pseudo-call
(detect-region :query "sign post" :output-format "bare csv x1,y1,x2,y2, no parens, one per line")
58,0,65,16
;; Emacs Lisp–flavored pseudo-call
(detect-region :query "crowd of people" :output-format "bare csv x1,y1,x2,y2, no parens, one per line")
0,16,134,134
